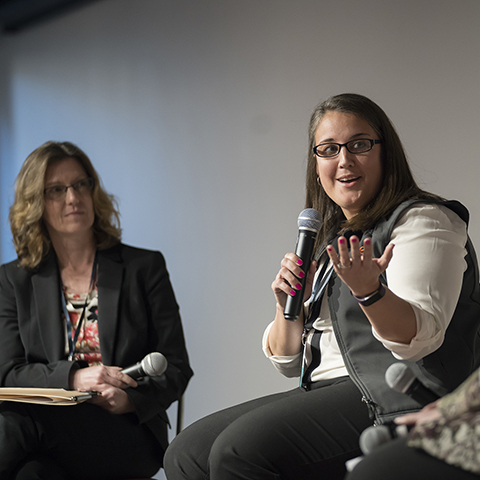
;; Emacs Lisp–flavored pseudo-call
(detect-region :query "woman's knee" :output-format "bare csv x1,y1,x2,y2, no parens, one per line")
164,426,209,480
207,419,282,480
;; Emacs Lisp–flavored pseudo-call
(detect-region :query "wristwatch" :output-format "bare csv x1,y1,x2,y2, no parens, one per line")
351,283,386,307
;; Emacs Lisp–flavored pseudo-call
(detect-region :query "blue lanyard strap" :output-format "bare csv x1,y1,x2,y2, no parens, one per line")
62,252,98,361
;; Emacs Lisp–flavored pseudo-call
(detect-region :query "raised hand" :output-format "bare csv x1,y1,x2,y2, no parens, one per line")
326,236,394,297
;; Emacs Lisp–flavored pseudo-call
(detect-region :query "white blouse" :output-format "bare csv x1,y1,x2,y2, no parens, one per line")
263,203,468,382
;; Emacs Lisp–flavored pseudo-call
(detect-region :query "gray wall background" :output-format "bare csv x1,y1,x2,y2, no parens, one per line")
1,1,479,477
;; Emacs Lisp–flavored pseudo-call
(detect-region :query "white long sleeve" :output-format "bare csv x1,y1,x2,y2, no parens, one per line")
372,203,467,361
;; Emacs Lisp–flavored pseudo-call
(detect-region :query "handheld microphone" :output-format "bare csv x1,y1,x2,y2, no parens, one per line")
121,352,168,379
359,422,411,455
385,362,440,406
284,208,322,321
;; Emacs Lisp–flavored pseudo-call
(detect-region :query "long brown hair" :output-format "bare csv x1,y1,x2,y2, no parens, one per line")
9,141,122,269
305,93,441,247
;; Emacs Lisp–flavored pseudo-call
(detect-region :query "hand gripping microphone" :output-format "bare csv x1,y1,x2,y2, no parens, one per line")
283,208,322,321
385,362,440,406
121,352,168,379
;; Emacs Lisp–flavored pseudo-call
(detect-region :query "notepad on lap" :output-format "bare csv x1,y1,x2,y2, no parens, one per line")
0,387,98,406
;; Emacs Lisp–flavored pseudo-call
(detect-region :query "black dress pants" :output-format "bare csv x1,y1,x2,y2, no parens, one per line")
0,401,163,480
345,437,479,480
164,376,372,480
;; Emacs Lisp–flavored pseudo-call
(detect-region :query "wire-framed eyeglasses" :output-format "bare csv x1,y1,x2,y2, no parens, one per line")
44,177,94,201
313,139,382,158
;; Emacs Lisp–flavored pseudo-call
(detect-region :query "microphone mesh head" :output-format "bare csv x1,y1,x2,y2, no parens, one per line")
297,208,322,232
359,425,392,455
141,352,168,376
385,362,414,393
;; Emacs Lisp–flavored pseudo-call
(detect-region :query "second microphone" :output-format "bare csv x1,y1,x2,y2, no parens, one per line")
121,352,168,380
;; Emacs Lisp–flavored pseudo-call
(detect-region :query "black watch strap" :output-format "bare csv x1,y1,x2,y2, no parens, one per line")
351,283,386,307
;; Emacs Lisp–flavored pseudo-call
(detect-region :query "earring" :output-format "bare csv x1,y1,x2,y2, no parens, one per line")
316,176,321,186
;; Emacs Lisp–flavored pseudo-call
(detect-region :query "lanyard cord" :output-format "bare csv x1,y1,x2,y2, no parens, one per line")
304,259,334,330
300,256,334,388
62,252,98,361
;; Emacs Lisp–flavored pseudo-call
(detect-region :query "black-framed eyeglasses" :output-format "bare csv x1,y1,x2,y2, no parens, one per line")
313,139,382,158
44,177,95,201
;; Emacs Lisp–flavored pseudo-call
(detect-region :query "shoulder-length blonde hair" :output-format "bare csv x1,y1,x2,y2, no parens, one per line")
9,141,122,269
305,93,441,248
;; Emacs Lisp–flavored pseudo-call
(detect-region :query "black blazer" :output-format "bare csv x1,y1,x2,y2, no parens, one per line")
0,243,193,451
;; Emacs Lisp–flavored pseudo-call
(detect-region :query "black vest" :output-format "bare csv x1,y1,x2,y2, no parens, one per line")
326,199,480,424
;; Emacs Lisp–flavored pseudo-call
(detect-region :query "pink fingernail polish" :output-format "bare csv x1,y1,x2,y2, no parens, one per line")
290,290,296,296
365,238,371,245
299,271,305,278
351,237,357,243
339,238,345,244
297,259,303,266
327,246,333,252
296,283,302,290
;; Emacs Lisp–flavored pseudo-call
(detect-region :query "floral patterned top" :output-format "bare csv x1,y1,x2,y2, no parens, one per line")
407,369,480,474
63,287,102,366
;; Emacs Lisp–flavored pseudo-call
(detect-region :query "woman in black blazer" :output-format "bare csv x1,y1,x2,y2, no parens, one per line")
0,141,193,480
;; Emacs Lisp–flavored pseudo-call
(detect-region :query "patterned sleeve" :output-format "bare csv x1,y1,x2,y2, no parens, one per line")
406,368,480,475
436,368,480,419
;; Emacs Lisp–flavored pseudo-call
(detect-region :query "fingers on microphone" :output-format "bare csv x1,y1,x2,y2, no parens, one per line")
122,375,138,388
283,253,305,271
275,273,301,296
115,370,137,388
280,255,306,295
